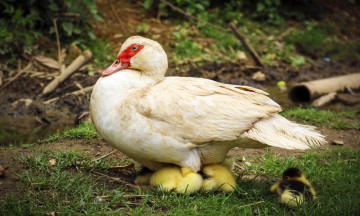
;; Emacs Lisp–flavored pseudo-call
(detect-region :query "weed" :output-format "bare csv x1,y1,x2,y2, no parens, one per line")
44,122,99,143
2,147,359,215
282,107,359,129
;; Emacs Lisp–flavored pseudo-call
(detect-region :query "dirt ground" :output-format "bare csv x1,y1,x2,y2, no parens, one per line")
1,126,359,201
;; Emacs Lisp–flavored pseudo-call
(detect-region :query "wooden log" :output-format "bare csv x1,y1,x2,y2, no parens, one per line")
229,23,264,67
44,85,94,104
42,50,93,95
311,92,337,107
289,73,360,103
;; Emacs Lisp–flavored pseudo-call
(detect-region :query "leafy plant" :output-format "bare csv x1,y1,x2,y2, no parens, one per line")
0,0,102,64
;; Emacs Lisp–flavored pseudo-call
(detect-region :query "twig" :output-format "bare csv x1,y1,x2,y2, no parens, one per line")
229,23,264,67
1,62,32,89
41,50,93,96
91,171,142,189
122,194,148,198
92,150,117,162
238,200,264,209
44,85,93,104
159,0,229,32
53,19,63,73
108,0,128,34
109,164,135,170
275,27,295,41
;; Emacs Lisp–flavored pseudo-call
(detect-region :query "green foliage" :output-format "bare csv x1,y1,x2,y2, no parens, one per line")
44,122,99,142
144,0,209,17
0,0,102,64
252,0,284,26
282,107,359,129
0,150,124,215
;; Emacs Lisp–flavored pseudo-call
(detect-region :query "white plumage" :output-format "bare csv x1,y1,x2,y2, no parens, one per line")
90,36,326,172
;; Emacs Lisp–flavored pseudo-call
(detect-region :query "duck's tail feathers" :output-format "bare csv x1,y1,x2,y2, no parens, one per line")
243,114,326,150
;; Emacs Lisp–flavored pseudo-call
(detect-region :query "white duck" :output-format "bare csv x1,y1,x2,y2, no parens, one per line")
90,36,326,172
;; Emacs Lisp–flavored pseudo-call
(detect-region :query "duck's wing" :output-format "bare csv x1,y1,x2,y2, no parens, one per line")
131,77,282,144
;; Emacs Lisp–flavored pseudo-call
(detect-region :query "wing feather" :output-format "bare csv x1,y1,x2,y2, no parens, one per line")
132,77,282,145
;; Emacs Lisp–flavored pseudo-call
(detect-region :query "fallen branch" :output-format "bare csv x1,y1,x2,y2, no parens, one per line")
289,73,360,103
229,23,264,67
91,171,142,189
52,19,64,73
92,150,117,162
238,200,264,209
42,50,93,96
1,62,32,89
312,92,337,107
159,0,229,32
44,85,93,104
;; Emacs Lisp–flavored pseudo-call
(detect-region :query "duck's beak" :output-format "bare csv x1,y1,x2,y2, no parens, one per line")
102,60,130,77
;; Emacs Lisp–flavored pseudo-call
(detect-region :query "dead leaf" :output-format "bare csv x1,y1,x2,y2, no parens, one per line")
34,55,60,69
48,159,57,166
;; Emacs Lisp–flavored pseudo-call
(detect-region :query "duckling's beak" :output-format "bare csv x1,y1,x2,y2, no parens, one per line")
102,59,130,77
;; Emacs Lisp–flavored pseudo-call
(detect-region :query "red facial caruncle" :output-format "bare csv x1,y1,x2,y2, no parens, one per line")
102,43,144,77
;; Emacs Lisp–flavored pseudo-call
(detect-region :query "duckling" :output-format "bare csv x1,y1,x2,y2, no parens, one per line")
271,167,316,208
201,158,237,192
149,165,203,194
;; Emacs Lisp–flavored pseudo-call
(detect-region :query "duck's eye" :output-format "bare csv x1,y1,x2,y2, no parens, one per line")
131,45,138,51
114,59,120,65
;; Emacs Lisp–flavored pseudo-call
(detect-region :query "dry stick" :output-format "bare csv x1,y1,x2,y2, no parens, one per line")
229,23,264,67
159,0,229,32
238,200,264,209
41,50,93,95
92,150,117,162
52,19,63,73
109,164,135,170
44,85,94,104
108,0,128,34
91,171,142,189
1,62,32,89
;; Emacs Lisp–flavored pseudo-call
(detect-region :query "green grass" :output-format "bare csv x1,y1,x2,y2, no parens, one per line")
44,122,99,143
1,147,359,215
282,107,360,129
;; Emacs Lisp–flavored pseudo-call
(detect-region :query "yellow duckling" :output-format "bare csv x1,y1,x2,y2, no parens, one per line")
201,158,237,192
271,167,316,208
150,165,203,194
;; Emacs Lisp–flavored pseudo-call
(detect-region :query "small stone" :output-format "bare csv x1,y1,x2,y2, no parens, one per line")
236,51,247,61
332,140,344,146
251,71,266,81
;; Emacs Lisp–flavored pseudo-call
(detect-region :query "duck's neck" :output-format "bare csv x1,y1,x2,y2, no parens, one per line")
92,69,163,109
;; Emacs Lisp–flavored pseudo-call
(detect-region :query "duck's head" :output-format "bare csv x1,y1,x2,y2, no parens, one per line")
102,36,168,80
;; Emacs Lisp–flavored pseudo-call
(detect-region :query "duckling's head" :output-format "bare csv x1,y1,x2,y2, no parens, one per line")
282,167,303,180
